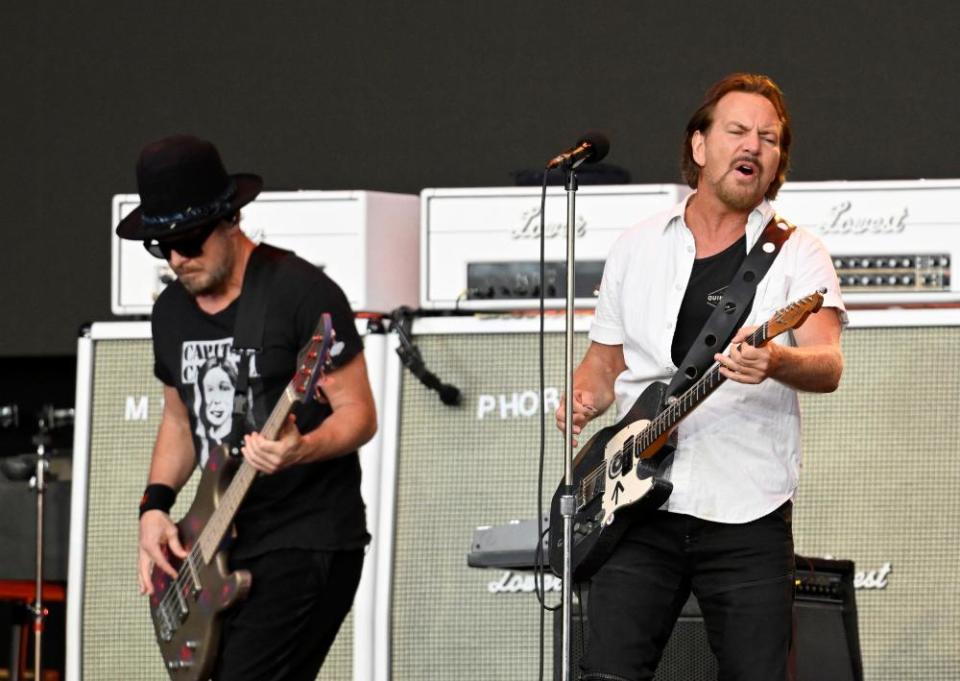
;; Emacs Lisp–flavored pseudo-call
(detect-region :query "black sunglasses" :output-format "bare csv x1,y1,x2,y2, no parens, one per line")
143,222,218,260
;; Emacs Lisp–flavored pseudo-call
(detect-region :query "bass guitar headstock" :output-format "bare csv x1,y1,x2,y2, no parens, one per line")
292,313,337,404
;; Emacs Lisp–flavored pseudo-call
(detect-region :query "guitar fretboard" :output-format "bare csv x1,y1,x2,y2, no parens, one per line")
196,386,298,563
637,323,768,455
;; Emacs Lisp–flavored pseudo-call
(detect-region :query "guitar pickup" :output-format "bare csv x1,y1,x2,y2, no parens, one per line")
621,435,635,475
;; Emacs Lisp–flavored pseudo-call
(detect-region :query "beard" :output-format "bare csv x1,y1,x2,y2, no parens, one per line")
174,252,233,297
710,158,769,212
714,177,764,211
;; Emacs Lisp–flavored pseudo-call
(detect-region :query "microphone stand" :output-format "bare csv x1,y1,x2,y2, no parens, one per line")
26,406,72,681
28,422,52,681
560,164,579,681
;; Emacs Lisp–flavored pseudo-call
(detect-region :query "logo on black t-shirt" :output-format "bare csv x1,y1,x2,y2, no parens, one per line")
706,286,727,308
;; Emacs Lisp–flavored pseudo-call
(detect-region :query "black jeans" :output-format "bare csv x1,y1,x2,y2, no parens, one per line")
580,503,795,681
212,548,365,681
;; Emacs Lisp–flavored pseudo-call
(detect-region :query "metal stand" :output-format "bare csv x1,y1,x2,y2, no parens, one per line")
25,406,72,681
28,428,51,681
560,166,579,681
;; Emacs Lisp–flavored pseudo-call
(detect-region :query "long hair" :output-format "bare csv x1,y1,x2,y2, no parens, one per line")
680,73,792,200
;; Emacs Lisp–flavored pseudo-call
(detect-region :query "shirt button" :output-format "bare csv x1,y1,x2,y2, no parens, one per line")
666,321,674,330
686,246,694,254
665,366,675,374
675,283,683,291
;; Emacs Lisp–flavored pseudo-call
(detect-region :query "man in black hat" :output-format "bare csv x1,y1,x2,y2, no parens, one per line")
120,134,377,680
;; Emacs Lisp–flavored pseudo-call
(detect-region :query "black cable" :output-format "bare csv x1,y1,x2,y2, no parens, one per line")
535,165,558,681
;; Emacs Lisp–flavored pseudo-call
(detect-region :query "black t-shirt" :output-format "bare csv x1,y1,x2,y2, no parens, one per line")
671,235,751,367
151,245,370,559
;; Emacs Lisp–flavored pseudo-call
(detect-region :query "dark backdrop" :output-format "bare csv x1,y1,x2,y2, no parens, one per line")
1,1,958,357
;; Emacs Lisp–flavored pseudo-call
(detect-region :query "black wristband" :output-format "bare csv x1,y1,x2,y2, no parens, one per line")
139,483,177,518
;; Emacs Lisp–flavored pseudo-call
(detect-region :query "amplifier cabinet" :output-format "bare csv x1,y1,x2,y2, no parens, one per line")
792,307,960,680
111,190,419,315
373,309,960,681
772,179,960,304
419,184,689,311
65,321,388,681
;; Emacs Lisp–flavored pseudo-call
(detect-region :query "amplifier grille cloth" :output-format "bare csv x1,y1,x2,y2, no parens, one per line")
391,332,602,680
795,325,960,679
79,337,351,680
390,326,960,680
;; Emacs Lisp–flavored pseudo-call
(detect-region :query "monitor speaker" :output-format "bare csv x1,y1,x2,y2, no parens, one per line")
556,579,860,681
66,323,382,681
379,313,960,681
554,596,717,681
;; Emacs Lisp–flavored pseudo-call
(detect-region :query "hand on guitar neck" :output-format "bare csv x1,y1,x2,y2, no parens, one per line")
713,324,783,384
242,414,307,474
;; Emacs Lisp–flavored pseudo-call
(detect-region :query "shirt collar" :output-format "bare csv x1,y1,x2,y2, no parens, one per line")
665,191,775,248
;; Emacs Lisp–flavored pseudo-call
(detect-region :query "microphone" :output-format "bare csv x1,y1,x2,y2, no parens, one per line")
545,131,610,169
390,307,462,407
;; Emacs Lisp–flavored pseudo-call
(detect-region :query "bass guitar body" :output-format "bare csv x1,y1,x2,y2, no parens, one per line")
148,444,250,680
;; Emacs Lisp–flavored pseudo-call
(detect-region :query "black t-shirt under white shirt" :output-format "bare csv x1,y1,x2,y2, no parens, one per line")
671,235,751,368
151,244,369,559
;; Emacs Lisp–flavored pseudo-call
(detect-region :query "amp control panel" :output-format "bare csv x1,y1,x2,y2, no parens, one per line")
832,253,950,292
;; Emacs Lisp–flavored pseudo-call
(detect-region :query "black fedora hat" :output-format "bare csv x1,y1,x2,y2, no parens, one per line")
116,135,263,241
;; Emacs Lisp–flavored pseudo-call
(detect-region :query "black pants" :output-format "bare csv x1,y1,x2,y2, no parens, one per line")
579,503,795,681
212,548,365,681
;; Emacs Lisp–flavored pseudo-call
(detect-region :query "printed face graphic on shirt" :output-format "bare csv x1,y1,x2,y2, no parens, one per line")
181,338,256,466
201,365,234,431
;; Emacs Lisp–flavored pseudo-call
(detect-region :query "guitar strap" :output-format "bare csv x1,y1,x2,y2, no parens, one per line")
664,214,795,401
227,244,294,453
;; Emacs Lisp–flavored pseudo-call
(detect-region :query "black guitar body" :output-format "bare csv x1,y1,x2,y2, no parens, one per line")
548,381,675,582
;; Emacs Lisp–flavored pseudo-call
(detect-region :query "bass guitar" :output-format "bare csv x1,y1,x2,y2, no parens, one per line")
549,289,824,581
148,313,336,679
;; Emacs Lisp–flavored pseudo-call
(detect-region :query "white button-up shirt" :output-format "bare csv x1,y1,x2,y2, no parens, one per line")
590,193,846,523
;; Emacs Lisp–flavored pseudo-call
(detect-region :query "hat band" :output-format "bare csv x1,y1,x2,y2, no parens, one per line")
141,180,237,228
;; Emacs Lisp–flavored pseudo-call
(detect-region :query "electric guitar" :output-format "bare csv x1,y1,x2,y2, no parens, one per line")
148,314,336,679
549,289,825,581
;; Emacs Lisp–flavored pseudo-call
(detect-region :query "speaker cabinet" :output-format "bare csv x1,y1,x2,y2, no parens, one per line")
375,309,960,681
66,322,385,680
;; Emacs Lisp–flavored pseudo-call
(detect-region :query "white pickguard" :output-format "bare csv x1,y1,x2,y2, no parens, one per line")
600,419,655,526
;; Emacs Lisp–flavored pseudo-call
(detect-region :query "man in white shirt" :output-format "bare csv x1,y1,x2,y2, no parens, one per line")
557,73,845,681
